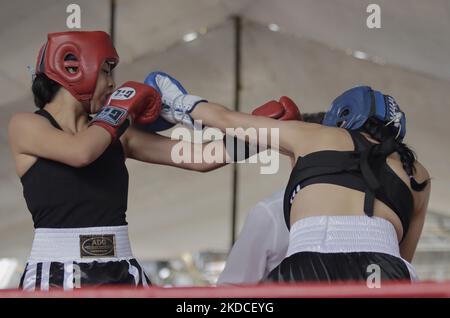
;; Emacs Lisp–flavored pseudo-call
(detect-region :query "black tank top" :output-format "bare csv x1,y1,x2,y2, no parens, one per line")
284,131,413,241
21,109,129,228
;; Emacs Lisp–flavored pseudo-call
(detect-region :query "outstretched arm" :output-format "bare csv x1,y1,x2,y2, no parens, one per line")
121,126,228,172
191,101,319,156
145,71,324,158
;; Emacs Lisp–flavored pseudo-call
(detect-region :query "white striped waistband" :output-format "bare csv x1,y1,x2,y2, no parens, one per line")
286,216,401,258
29,226,134,263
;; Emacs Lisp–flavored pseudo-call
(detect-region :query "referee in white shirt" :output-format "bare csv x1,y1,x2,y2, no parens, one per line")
217,189,289,285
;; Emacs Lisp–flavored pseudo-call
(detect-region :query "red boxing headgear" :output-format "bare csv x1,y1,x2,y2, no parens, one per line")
35,31,119,113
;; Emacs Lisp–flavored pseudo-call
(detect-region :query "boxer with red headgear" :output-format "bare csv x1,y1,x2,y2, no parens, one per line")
10,36,296,289
7,31,167,290
35,31,119,113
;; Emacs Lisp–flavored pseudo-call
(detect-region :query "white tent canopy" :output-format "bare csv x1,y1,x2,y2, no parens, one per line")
0,1,449,277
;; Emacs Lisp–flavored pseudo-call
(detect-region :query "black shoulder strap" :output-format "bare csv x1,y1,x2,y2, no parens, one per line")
344,132,398,217
283,132,398,229
283,131,412,240
35,109,63,130
349,131,378,216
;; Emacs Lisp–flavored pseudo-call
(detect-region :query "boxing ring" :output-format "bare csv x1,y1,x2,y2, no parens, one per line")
1,281,449,298
1,2,450,303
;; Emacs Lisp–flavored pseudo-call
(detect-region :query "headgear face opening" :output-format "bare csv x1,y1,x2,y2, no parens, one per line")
35,31,119,113
322,86,406,141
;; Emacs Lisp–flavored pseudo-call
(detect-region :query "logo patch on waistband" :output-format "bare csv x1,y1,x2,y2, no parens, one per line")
80,235,116,258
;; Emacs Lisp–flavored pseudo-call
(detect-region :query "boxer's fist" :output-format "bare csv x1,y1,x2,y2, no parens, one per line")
90,81,162,142
252,96,302,121
144,71,207,129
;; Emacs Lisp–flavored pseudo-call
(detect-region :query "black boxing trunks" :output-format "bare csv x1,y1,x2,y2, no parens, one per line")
19,226,150,290
267,216,417,283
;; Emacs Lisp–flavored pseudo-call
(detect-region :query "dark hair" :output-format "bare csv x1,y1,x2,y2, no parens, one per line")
359,117,429,191
31,73,61,109
302,112,428,191
302,112,326,124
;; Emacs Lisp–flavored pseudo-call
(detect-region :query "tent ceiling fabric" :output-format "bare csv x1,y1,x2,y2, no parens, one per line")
244,0,450,81
1,0,450,107
0,1,449,262
114,0,255,64
0,0,254,107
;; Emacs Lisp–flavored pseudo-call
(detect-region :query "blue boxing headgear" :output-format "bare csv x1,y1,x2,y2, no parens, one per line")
322,86,406,141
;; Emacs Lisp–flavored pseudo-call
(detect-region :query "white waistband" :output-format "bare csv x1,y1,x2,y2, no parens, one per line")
29,226,133,263
286,216,401,257
286,216,419,281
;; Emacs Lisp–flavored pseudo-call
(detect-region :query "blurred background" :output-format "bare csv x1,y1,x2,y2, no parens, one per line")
0,0,449,288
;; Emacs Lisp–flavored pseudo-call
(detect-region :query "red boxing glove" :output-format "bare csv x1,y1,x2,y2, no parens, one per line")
90,81,162,142
252,96,302,121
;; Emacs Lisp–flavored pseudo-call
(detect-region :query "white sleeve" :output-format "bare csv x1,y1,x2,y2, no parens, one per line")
217,203,276,285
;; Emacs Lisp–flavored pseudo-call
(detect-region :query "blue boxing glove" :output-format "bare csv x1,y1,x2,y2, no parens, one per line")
144,72,207,129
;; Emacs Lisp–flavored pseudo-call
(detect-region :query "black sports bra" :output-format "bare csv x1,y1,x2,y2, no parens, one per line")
283,131,413,240
21,109,129,228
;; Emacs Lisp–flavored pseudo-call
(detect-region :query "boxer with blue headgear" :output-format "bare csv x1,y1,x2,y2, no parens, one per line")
322,86,406,140
148,73,430,284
